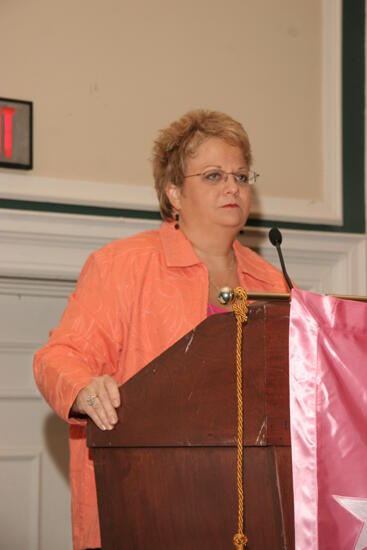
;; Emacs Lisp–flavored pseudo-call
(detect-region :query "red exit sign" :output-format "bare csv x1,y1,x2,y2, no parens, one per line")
0,98,33,170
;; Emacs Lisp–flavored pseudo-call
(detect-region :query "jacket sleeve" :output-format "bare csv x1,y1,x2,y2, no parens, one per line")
33,251,123,423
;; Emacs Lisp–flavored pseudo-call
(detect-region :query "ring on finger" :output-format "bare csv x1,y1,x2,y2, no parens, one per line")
86,394,97,407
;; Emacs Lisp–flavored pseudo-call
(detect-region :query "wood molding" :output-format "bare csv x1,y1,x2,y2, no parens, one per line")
0,209,365,295
241,226,366,295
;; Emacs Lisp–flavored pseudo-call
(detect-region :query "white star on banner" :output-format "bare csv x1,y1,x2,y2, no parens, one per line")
333,495,367,550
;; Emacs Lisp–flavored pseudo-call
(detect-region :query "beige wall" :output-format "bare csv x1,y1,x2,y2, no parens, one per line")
1,0,323,201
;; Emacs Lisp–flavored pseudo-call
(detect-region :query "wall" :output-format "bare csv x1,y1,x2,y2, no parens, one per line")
0,0,321,192
1,0,340,226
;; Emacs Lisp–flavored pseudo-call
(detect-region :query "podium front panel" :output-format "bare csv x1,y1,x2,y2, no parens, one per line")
88,301,294,549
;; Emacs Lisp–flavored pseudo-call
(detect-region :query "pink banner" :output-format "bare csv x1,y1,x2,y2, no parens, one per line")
290,289,367,550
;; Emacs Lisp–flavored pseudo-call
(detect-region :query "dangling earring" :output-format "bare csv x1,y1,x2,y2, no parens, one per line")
174,212,179,230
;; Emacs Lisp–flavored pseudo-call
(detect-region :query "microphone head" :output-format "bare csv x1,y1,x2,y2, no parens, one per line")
269,227,282,246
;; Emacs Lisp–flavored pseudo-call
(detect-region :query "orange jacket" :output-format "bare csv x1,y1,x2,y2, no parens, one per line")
33,221,289,549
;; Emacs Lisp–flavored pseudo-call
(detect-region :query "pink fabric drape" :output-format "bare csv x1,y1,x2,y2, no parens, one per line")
289,289,367,550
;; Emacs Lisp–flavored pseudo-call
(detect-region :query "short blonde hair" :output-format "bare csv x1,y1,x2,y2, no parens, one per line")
152,109,252,220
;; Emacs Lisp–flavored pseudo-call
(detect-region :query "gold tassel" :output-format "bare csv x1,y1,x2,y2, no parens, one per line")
231,288,249,548
233,532,248,549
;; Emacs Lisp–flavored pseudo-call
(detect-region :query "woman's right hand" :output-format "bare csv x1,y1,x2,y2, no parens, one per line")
71,375,121,430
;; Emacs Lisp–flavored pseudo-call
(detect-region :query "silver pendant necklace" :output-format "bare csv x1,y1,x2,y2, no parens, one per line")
208,252,236,305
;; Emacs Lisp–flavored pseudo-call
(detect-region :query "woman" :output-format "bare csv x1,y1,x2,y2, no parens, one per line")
34,109,289,550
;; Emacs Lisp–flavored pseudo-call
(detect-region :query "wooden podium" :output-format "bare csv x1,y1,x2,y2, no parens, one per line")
87,301,294,549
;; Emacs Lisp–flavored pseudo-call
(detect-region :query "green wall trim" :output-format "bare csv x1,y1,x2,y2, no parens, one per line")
341,0,365,233
0,198,357,234
0,199,161,220
0,1,365,233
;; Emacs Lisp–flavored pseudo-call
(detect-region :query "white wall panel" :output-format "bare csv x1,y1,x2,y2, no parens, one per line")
0,449,41,550
0,280,73,550
0,343,40,399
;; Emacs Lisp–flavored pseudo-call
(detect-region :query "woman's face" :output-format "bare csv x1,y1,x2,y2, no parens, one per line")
166,137,251,234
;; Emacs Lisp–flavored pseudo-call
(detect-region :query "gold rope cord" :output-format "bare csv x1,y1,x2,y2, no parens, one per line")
231,287,249,549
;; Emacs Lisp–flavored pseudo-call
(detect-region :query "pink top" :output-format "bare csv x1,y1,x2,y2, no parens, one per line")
33,221,289,550
207,303,228,316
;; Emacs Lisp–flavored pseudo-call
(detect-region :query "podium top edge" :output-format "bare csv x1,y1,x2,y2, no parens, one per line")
247,292,290,301
328,294,367,302
247,292,367,303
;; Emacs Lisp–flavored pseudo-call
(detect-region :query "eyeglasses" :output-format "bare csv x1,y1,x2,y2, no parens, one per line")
183,168,259,186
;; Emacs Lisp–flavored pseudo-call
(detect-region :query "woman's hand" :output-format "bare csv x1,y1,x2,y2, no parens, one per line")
71,375,121,430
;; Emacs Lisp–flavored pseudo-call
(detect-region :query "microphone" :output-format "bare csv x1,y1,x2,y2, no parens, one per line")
268,227,294,291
